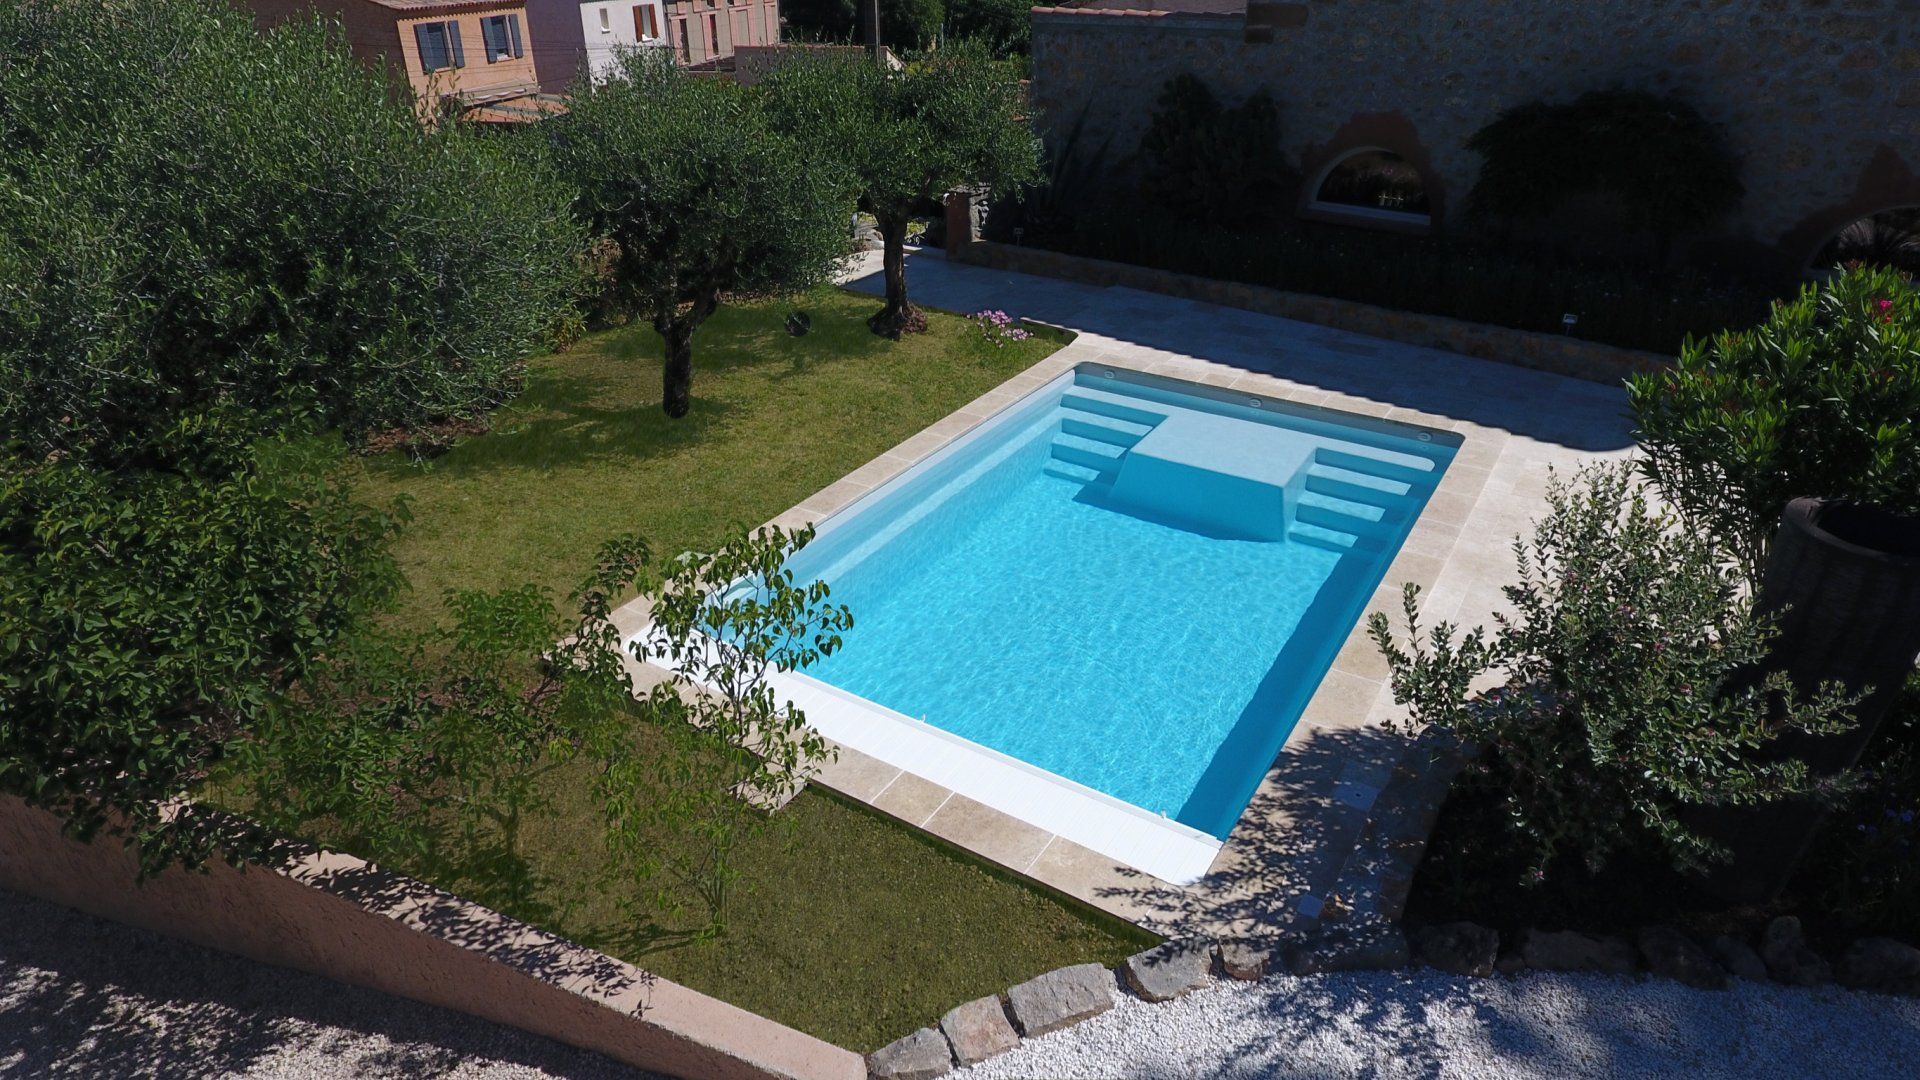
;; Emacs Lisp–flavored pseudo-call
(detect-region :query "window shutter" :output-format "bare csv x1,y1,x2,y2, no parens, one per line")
507,13,523,58
414,23,442,72
481,15,502,62
447,20,465,67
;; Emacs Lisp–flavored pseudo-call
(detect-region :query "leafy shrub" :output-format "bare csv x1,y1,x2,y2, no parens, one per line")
0,0,585,459
946,0,1034,56
1799,673,1920,938
1629,264,1920,579
780,0,943,51
1136,75,1296,225
1,426,402,873
1466,89,1744,258
237,527,847,934
1368,465,1854,883
1044,211,1773,353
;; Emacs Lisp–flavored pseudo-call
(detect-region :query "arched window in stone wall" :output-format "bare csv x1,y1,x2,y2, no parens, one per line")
1308,148,1432,226
1811,206,1920,276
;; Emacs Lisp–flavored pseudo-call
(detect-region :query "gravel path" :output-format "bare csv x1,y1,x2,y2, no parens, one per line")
0,888,657,1079
955,966,1920,1080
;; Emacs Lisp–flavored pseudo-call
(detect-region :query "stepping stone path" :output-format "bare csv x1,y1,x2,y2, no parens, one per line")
939,996,1019,1067
1121,939,1214,1003
1006,963,1115,1038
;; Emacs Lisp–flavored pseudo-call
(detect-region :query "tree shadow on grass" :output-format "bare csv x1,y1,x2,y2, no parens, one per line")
0,887,658,1080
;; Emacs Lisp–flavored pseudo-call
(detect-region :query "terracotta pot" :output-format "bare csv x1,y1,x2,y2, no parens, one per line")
1696,498,1920,904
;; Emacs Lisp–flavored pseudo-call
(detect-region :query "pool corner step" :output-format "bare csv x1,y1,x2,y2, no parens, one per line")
1295,489,1404,538
1053,430,1128,470
1289,521,1377,554
1042,460,1108,485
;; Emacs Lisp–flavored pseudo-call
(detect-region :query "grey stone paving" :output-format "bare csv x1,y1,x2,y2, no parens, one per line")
0,888,654,1080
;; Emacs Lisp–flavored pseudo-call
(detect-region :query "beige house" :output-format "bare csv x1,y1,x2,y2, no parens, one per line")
665,0,781,68
247,0,559,121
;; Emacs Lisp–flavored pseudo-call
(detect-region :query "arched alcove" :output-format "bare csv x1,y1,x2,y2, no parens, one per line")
1305,147,1433,228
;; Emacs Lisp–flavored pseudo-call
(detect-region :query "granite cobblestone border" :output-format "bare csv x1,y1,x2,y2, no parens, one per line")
865,716,1920,1077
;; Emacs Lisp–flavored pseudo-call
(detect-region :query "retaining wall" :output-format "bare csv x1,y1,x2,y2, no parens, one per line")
0,795,863,1080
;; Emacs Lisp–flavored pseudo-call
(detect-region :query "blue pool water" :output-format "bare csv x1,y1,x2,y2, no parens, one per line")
781,369,1457,839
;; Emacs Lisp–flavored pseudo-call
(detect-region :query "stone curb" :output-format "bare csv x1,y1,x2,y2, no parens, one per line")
1399,915,1920,999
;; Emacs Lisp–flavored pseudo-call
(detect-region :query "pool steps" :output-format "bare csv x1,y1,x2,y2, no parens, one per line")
1046,383,1442,555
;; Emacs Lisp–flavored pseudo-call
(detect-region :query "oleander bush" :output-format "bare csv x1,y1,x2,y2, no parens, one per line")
1629,264,1920,581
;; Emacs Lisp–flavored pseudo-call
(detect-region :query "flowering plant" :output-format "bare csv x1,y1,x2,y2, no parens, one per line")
1368,464,1856,884
969,309,1032,347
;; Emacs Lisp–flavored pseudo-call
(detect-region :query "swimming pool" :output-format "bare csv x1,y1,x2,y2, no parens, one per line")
746,366,1454,882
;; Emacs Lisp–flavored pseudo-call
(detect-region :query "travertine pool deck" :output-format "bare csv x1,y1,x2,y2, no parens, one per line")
613,248,1635,943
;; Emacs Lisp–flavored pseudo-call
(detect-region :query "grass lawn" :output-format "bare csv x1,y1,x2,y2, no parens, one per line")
342,287,1152,1050
357,286,1057,632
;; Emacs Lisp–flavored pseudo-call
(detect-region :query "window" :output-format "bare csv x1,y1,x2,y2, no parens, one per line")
635,3,660,40
673,17,689,61
705,13,719,54
599,6,612,32
480,13,523,63
414,20,464,73
1309,149,1431,225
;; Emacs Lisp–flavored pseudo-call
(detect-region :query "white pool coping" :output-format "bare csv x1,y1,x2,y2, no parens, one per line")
768,668,1227,885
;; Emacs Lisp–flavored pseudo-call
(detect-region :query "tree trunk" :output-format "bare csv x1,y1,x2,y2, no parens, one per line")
867,215,927,339
655,288,721,419
661,319,694,419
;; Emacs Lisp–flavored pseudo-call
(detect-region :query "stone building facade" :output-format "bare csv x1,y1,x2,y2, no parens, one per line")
1028,0,1920,267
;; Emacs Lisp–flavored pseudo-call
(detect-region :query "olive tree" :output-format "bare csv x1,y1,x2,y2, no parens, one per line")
0,0,585,456
547,52,852,417
0,0,577,871
763,44,1041,337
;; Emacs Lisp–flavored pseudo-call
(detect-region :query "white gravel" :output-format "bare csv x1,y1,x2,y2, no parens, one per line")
0,888,656,1079
954,966,1920,1080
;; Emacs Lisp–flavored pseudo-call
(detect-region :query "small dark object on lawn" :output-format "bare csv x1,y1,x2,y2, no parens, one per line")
786,311,812,336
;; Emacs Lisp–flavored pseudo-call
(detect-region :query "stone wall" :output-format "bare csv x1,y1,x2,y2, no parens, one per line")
1028,1,1920,266
0,795,863,1080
